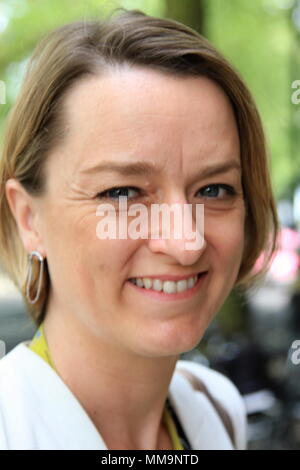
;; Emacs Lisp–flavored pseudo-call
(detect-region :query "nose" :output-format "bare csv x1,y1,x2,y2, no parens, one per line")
147,200,207,266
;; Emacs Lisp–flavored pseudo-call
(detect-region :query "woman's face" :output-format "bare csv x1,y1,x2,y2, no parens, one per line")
34,67,245,357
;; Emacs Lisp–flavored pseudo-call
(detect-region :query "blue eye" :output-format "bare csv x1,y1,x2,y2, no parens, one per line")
198,184,236,199
96,184,237,202
96,186,141,201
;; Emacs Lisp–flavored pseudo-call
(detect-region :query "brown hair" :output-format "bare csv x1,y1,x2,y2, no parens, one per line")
0,8,279,328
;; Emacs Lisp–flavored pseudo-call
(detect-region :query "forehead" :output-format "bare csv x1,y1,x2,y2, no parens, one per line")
63,67,236,129
55,67,240,175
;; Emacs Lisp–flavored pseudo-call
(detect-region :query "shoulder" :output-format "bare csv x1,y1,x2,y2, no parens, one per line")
0,368,9,450
0,341,38,450
0,343,24,449
175,359,248,450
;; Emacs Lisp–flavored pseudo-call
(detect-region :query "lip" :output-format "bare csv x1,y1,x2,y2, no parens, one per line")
126,272,208,302
128,272,207,282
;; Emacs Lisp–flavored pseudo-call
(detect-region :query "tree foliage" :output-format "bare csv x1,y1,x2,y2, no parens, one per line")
204,0,298,197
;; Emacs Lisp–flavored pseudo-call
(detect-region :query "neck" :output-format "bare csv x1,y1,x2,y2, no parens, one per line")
42,301,179,450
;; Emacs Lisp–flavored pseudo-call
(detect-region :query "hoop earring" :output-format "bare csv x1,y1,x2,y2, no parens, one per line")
25,250,44,304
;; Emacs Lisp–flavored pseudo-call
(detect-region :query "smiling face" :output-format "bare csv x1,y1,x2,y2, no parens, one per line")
34,66,245,357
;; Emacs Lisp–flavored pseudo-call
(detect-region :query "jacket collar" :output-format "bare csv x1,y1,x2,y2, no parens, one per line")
4,342,232,450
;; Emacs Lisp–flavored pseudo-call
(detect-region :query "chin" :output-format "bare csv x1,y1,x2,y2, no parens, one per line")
137,323,207,358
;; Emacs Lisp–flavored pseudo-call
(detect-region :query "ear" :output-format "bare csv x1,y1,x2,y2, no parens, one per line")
5,178,46,257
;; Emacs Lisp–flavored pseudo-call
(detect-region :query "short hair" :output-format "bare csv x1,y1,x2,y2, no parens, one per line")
0,8,279,328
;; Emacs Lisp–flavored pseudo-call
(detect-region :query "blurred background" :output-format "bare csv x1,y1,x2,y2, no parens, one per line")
1,0,300,450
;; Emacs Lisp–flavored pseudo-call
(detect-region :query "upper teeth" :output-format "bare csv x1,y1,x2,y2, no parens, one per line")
130,275,199,294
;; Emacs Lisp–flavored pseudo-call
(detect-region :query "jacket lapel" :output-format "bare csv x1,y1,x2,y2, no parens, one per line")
19,342,108,450
168,361,233,450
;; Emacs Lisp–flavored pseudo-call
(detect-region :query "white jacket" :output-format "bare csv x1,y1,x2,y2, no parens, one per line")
0,340,247,450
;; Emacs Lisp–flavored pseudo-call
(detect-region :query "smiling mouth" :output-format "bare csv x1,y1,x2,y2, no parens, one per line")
127,272,207,295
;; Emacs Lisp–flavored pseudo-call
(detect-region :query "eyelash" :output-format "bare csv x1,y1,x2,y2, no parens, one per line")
95,184,237,202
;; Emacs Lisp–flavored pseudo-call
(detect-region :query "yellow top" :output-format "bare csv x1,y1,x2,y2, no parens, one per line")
28,323,184,450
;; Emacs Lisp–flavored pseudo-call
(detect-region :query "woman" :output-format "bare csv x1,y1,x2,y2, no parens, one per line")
0,8,278,450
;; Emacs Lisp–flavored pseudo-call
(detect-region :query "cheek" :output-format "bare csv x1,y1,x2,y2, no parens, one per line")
205,212,245,313
72,237,141,314
78,235,140,288
40,206,96,292
206,211,245,269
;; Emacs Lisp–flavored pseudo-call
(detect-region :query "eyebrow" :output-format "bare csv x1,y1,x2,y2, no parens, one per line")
81,159,241,179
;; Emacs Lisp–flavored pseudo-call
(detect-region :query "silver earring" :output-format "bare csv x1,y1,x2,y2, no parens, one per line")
25,250,44,304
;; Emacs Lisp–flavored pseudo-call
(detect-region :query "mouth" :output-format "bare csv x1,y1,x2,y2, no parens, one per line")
126,271,208,302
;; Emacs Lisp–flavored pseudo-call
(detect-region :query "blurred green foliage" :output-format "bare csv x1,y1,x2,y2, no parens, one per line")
204,0,299,198
0,0,164,136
